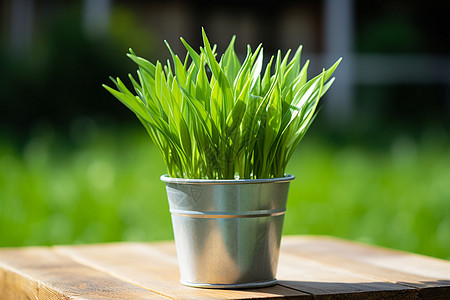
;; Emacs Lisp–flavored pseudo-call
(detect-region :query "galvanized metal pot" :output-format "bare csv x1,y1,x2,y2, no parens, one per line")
160,174,295,289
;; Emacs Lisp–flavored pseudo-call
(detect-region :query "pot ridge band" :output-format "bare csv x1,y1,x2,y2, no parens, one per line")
169,208,286,218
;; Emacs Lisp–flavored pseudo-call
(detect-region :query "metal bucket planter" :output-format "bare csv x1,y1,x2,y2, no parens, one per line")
161,174,295,289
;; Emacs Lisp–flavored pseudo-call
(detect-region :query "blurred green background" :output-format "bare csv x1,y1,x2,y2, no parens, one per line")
1,0,449,260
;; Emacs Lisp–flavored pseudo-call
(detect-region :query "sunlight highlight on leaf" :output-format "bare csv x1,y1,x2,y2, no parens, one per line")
104,29,341,179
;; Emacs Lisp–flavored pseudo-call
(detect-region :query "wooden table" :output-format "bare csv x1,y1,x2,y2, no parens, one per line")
0,236,449,299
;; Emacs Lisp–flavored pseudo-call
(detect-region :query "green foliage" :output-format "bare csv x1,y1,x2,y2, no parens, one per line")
1,128,449,260
104,28,341,179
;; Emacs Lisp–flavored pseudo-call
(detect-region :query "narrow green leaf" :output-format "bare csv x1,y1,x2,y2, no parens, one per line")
292,59,310,95
249,47,263,93
180,37,200,70
260,78,282,177
283,45,302,88
195,53,211,109
127,52,156,78
103,85,149,121
164,40,187,87
221,35,241,84
261,56,274,95
105,32,341,179
225,77,251,135
202,28,234,108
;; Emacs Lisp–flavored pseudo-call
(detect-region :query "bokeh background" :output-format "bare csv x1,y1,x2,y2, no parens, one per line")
1,0,449,260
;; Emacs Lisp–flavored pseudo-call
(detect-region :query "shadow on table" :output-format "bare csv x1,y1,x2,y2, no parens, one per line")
271,279,450,299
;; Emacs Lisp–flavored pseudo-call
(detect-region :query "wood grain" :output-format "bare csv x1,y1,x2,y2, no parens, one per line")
279,235,450,299
0,246,162,299
277,252,415,299
55,242,307,299
0,236,449,299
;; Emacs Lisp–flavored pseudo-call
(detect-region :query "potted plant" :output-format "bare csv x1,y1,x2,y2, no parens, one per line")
104,28,341,288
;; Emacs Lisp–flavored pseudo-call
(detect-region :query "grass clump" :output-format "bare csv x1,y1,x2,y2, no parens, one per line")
104,28,341,179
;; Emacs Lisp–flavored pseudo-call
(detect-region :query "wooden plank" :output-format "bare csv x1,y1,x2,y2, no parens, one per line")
55,242,309,299
2,236,448,299
277,251,416,299
280,236,450,298
0,246,163,299
281,236,450,285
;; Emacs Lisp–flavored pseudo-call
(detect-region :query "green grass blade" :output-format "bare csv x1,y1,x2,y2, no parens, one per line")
249,47,263,93
180,37,201,70
195,53,211,110
127,51,156,78
221,35,241,84
202,28,234,110
164,40,188,87
105,31,341,179
261,55,274,95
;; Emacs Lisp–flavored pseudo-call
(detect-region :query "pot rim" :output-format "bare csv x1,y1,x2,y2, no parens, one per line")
160,174,295,185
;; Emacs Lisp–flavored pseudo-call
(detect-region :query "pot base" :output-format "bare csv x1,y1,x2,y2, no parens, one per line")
180,279,278,289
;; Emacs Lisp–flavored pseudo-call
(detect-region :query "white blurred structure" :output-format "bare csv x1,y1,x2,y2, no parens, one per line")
4,0,449,122
324,0,354,123
82,0,111,37
9,0,34,56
